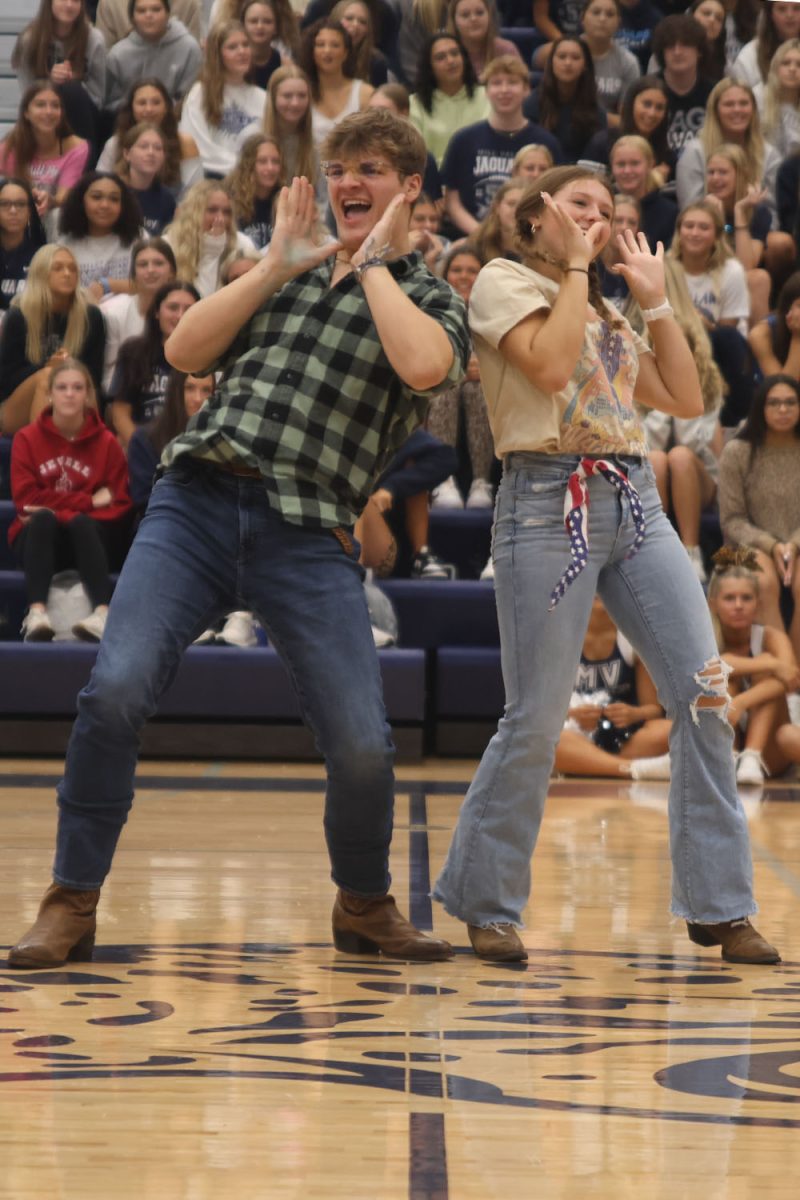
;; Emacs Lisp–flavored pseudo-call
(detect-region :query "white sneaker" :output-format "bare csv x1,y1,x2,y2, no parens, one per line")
218,611,258,647
629,752,671,780
465,478,493,508
21,608,55,642
72,607,107,642
193,628,217,645
788,693,800,725
431,476,463,510
686,544,707,584
479,556,494,581
371,625,396,648
736,748,767,786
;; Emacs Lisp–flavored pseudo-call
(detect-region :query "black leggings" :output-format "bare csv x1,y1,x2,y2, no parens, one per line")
14,510,118,609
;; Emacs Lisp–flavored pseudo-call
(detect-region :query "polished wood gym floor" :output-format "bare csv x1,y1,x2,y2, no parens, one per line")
1,758,800,1199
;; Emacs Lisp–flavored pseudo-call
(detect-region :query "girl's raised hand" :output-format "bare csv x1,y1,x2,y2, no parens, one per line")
611,228,666,309
541,191,607,267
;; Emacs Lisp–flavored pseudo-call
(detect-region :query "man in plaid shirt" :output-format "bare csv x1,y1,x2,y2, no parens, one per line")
10,110,470,970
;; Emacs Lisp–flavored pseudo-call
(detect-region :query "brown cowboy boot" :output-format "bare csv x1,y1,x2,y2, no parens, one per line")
332,890,454,960
8,884,100,969
686,918,781,964
468,923,528,962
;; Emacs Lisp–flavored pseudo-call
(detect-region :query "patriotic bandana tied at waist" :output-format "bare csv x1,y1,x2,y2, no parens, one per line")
549,457,646,611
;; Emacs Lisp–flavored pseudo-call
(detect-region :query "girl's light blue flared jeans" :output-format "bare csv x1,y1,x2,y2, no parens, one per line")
433,453,755,928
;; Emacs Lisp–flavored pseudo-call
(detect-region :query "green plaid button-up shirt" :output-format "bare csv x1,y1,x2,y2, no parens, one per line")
162,252,470,528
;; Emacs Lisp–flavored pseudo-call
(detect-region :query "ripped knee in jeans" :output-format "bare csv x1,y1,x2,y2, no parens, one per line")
690,656,732,726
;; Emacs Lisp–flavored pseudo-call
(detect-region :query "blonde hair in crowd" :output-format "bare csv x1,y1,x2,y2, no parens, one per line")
511,142,554,176
706,142,753,205
610,134,662,195
707,547,762,651
663,256,724,414
699,77,766,186
225,133,284,223
15,244,90,366
201,20,247,127
669,200,732,272
264,64,318,184
164,180,240,287
413,0,447,34
760,37,800,143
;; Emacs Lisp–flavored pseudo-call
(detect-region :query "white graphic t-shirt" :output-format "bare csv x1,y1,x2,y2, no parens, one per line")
469,258,651,457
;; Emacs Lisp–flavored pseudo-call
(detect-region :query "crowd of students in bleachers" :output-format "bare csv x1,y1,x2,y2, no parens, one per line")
1,0,800,772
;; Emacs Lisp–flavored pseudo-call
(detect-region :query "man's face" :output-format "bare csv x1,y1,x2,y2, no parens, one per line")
486,72,528,117
325,147,421,251
663,41,700,74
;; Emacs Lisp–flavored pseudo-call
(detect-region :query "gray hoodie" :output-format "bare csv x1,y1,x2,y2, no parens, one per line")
105,18,202,111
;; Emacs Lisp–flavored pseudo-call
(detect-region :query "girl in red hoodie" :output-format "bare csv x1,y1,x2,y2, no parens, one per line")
10,358,132,642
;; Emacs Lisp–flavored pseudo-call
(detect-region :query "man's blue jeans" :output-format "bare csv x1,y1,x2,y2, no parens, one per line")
53,459,396,896
433,454,756,929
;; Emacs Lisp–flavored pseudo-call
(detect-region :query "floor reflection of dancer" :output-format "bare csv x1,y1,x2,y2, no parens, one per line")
9,109,470,970
433,164,780,967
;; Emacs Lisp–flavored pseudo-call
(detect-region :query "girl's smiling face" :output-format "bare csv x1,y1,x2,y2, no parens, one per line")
445,251,481,300
632,87,667,135
132,85,168,125
84,178,122,234
678,208,717,258
254,141,282,191
273,78,310,125
515,147,551,181
706,154,737,203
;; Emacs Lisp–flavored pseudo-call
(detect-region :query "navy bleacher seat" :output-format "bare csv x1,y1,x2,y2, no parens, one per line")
428,508,492,580
2,642,425,720
0,640,427,757
380,579,497,648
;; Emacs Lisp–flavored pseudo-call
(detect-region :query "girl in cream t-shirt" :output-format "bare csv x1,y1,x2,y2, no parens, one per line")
432,164,779,971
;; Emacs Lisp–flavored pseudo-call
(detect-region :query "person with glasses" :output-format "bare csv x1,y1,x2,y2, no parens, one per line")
718,373,800,663
0,178,48,315
8,108,470,971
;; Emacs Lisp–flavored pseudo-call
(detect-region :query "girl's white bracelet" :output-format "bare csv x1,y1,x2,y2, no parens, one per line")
641,300,673,323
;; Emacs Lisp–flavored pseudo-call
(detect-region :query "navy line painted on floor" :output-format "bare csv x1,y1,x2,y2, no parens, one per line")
0,774,472,795
409,1112,448,1200
409,790,433,932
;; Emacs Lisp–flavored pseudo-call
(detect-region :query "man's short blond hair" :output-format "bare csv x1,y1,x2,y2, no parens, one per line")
483,55,531,88
321,109,427,179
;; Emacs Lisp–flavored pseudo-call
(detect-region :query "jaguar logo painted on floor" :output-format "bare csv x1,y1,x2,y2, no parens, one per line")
2,942,799,1128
